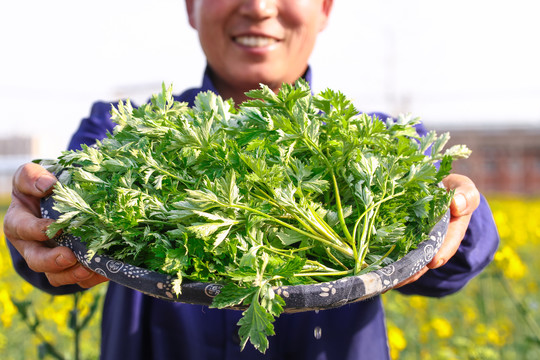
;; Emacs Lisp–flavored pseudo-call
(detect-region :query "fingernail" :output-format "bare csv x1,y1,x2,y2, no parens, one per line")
74,266,92,280
56,254,76,267
36,175,57,193
453,194,466,213
436,258,445,268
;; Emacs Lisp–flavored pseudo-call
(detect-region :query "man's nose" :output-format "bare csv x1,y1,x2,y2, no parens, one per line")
239,0,278,20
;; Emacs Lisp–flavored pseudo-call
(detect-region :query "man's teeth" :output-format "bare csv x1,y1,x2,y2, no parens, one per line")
235,36,277,47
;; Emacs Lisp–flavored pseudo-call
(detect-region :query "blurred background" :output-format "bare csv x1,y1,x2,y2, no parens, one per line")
1,0,539,196
1,1,540,359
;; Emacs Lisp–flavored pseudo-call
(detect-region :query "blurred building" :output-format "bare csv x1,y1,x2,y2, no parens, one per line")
0,136,38,195
443,127,540,196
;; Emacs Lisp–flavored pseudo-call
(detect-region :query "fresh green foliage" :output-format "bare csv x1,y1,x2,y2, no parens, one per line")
42,81,470,353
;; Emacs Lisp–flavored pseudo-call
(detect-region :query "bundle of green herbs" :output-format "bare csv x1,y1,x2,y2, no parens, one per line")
42,80,470,353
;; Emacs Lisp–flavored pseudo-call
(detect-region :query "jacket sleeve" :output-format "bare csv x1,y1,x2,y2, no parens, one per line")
6,101,117,294
68,101,117,151
398,194,500,297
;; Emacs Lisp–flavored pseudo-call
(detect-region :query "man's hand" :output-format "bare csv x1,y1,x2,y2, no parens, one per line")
393,173,480,288
3,162,108,288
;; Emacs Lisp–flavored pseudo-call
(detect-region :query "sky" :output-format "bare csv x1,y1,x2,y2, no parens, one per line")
1,0,539,160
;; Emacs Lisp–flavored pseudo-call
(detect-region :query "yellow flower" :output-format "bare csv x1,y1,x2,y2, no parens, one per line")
486,327,507,347
0,289,17,328
430,317,453,339
39,296,73,335
78,292,96,319
387,323,407,360
492,210,510,239
494,246,527,280
21,282,34,297
408,295,427,311
51,306,69,331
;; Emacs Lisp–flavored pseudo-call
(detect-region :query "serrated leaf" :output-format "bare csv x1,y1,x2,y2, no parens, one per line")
275,228,309,246
211,283,258,309
188,222,232,239
270,256,306,278
444,144,472,159
172,276,183,295
430,132,450,157
412,195,434,219
237,293,275,353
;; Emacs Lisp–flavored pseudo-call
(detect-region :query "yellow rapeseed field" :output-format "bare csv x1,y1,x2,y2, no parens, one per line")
0,199,105,360
1,197,539,359
385,197,540,360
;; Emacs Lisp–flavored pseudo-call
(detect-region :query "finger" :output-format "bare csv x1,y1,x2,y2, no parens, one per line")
45,264,91,287
17,241,79,274
428,213,471,269
76,273,109,289
45,263,108,288
21,244,105,288
4,201,53,242
9,232,109,288
9,163,57,218
391,266,429,290
442,174,480,217
12,162,57,198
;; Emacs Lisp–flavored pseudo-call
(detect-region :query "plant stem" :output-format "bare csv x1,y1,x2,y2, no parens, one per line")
260,245,340,274
496,269,540,344
73,293,80,360
294,269,354,278
357,245,396,275
352,191,404,274
11,298,65,360
301,135,354,244
331,172,354,243
229,202,354,258
325,247,348,270
252,185,346,247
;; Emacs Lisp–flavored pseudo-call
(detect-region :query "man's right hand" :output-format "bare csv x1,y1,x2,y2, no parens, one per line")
3,162,108,288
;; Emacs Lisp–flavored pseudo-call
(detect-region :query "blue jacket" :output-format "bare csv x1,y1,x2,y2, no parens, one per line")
9,67,499,360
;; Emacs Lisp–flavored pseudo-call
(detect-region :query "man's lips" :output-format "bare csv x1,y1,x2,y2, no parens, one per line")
233,35,279,48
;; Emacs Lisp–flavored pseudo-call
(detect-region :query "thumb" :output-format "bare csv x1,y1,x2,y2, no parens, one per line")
443,174,480,217
13,162,57,198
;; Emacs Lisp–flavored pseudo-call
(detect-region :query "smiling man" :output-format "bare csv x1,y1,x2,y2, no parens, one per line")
185,0,332,103
4,1,499,359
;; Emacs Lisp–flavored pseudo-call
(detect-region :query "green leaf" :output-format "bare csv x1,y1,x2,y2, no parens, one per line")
436,155,453,181
211,283,258,309
237,292,275,353
270,256,306,278
444,144,472,159
412,195,434,219
275,228,309,246
430,132,450,158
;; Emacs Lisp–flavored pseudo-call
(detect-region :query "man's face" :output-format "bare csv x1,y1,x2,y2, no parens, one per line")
186,0,333,97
